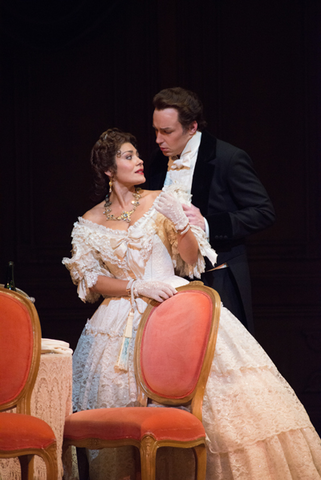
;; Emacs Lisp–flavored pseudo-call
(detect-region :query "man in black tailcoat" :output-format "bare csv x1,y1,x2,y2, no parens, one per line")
147,87,275,334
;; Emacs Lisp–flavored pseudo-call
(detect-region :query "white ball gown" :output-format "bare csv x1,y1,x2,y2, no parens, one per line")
63,186,321,480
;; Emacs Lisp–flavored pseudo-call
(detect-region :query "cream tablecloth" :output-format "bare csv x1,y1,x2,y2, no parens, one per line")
0,339,73,480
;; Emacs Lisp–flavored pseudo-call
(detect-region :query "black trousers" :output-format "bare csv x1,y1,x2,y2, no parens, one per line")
202,267,248,330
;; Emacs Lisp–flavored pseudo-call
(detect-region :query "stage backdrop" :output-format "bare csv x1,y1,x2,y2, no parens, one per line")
1,0,320,432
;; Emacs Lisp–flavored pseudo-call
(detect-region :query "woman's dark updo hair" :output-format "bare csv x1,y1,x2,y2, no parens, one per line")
90,128,137,200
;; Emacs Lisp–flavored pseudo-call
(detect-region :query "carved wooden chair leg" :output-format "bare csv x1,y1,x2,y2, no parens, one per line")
19,455,33,480
140,436,157,480
193,444,207,480
42,444,59,480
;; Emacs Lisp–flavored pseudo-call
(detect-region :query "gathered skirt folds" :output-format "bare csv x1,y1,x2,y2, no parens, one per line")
71,297,321,480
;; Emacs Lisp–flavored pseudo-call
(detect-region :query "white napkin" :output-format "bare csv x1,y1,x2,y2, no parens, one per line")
41,338,73,355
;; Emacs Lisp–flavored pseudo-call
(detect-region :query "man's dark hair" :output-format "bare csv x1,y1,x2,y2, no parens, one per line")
153,87,207,131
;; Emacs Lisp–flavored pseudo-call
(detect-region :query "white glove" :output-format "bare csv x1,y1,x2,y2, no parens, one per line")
133,280,177,302
154,192,189,232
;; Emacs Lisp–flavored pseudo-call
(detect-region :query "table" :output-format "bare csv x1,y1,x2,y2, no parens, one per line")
0,349,73,480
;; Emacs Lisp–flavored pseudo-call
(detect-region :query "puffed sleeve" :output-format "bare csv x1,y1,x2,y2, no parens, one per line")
162,185,217,278
62,220,112,303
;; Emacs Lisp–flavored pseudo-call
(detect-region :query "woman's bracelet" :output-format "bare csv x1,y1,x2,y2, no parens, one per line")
126,278,135,295
177,222,190,235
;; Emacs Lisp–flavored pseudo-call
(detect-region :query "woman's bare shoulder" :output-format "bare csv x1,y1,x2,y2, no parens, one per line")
140,189,162,201
82,201,105,222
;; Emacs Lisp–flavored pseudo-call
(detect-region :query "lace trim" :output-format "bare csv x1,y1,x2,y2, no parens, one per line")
165,219,210,279
85,322,139,336
161,184,217,278
84,270,98,288
75,217,156,269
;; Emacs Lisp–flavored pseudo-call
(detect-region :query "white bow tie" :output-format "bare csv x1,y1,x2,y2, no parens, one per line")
170,155,191,170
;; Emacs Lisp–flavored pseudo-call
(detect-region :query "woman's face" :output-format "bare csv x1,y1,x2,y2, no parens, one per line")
107,142,145,187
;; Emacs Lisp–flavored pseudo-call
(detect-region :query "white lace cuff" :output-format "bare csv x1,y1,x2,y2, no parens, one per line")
77,271,100,303
191,225,217,267
169,223,217,279
162,183,217,275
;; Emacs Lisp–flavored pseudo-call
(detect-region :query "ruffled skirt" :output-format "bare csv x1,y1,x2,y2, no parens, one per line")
72,299,321,480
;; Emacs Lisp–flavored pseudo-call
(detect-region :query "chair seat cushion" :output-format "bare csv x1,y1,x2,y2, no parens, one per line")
64,407,205,443
0,413,56,451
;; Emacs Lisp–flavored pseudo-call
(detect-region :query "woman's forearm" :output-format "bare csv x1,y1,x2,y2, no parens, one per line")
90,276,129,297
176,228,199,265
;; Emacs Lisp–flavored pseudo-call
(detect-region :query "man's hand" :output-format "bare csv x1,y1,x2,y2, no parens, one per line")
182,204,205,230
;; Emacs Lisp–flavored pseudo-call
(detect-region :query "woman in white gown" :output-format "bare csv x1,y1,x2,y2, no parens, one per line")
63,128,321,480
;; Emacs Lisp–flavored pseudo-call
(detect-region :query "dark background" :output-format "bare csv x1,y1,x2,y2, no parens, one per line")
1,0,320,433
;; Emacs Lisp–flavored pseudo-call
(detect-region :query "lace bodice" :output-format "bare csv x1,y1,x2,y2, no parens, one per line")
62,188,216,303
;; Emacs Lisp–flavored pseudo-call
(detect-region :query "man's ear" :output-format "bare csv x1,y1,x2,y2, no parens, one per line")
189,121,198,134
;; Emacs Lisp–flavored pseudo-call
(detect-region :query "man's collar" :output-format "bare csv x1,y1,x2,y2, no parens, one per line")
180,131,202,157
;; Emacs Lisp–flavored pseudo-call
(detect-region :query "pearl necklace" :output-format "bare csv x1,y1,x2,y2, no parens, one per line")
103,187,142,223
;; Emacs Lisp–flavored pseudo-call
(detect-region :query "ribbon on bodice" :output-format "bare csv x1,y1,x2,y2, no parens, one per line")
109,230,148,278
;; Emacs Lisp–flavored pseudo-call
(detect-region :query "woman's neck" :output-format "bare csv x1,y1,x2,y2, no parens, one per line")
110,184,137,210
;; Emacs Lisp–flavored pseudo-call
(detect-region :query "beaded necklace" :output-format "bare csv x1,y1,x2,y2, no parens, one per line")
103,187,141,223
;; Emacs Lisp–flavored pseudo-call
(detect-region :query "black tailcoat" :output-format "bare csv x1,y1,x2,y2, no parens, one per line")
148,131,275,334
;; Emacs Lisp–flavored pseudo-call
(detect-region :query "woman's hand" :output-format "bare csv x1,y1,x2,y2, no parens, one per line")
154,191,199,265
133,279,177,302
154,192,189,232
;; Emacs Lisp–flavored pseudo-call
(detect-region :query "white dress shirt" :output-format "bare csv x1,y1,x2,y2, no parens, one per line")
164,131,201,190
164,131,210,238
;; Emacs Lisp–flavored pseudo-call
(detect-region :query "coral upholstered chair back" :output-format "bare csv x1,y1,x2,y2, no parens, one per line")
0,287,41,414
0,287,58,480
135,281,221,420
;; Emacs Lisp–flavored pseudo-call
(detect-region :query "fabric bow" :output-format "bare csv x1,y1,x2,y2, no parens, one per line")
170,155,191,170
109,237,128,260
109,231,147,277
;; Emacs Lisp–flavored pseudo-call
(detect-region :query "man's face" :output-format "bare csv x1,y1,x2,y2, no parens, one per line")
153,108,197,157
